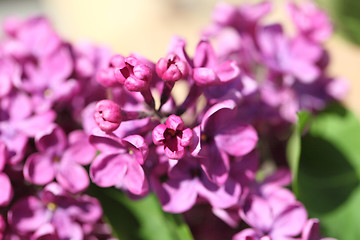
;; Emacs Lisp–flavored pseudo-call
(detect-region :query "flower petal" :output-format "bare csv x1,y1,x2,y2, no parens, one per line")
24,153,55,185
8,196,48,234
90,153,127,187
56,161,89,194
215,123,258,156
0,173,13,206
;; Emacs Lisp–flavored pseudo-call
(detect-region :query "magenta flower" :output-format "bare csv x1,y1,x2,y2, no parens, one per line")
301,219,337,240
151,154,241,213
156,53,189,82
257,24,320,84
0,57,20,98
8,183,102,240
191,99,258,184
94,99,123,133
192,40,240,86
96,54,123,88
90,131,149,196
153,115,193,160
113,55,153,92
0,172,13,207
287,1,332,43
23,125,94,193
207,1,271,35
0,92,56,165
234,195,307,240
0,142,13,206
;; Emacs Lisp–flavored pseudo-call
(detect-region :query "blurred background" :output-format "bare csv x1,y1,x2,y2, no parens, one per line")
0,0,359,116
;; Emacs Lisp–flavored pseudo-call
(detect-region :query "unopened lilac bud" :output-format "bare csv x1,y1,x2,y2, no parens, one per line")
114,56,153,92
156,53,188,82
94,100,122,133
125,64,152,91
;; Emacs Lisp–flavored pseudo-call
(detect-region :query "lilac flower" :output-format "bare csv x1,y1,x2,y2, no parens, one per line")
113,55,153,91
191,99,258,184
151,153,241,213
156,53,189,82
0,172,13,206
94,99,123,133
90,131,149,196
192,40,240,86
300,219,337,240
0,57,20,97
233,195,307,240
257,24,320,84
153,115,193,160
205,1,271,36
23,125,93,193
0,92,56,165
8,183,103,240
2,16,61,59
96,54,123,88
0,142,14,207
287,1,332,43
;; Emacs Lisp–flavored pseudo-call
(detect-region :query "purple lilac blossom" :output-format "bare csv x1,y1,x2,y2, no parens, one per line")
89,130,149,196
8,183,102,240
23,125,92,193
0,2,342,239
153,115,193,160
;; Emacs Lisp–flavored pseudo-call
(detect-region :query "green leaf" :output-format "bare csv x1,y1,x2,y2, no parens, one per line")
89,185,194,240
318,0,360,45
286,111,311,194
296,103,360,239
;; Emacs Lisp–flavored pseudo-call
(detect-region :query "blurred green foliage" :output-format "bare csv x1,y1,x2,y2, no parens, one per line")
288,103,360,239
90,185,194,240
318,0,360,45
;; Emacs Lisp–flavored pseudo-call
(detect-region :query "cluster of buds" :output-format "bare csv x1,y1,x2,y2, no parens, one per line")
0,1,343,240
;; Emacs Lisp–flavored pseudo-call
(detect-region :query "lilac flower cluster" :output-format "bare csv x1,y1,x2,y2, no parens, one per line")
0,1,343,239
0,16,113,239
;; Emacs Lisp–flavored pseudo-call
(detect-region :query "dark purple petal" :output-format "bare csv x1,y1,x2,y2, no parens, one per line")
200,145,230,185
35,125,66,155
